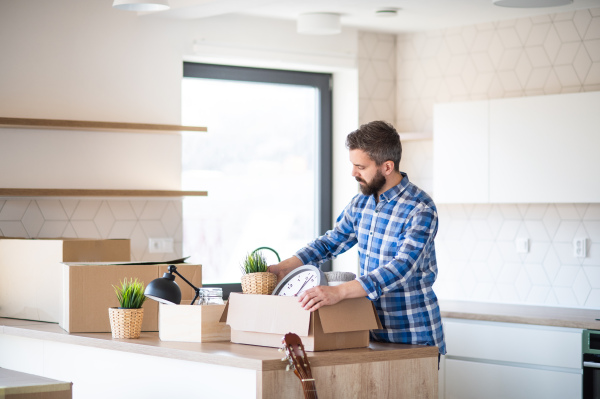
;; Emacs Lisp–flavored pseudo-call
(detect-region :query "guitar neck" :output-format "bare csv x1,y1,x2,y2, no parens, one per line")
300,379,318,399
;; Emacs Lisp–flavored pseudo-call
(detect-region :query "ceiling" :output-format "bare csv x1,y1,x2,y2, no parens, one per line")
152,0,599,33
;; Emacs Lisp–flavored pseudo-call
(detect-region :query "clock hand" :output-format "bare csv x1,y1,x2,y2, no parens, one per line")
294,278,311,297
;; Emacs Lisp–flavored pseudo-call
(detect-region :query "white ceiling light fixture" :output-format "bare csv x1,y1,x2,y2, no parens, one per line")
492,0,572,7
112,0,170,12
375,8,399,17
297,13,341,35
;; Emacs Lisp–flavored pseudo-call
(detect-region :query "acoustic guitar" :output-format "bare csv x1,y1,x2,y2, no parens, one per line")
281,332,318,399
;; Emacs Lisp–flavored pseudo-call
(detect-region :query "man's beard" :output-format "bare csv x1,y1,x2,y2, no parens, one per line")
356,169,386,196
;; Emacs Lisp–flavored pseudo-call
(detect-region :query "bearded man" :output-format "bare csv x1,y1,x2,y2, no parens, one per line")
269,120,446,358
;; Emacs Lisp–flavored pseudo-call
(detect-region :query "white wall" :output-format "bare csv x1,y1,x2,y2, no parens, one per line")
0,0,362,265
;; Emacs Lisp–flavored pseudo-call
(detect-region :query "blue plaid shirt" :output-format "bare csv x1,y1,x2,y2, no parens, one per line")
296,173,446,354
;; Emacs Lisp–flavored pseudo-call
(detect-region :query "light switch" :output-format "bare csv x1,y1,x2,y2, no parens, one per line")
515,237,529,254
573,237,587,258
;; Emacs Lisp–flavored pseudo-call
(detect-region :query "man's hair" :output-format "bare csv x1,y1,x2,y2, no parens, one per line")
345,120,402,172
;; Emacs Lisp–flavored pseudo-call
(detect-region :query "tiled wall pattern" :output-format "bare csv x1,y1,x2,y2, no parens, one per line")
396,7,600,309
0,198,183,262
396,7,600,133
358,31,396,126
435,203,600,309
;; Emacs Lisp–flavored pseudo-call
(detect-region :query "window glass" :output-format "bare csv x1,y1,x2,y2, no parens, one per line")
182,77,319,283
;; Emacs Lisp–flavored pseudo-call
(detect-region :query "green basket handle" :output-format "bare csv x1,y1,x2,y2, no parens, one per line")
251,246,281,262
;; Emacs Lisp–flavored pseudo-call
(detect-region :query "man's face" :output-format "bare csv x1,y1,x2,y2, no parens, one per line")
349,149,386,196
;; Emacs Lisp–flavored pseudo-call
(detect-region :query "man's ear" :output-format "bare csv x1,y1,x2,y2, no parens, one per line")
383,160,395,176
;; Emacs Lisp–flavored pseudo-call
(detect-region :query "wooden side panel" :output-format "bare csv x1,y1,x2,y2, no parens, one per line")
258,357,438,399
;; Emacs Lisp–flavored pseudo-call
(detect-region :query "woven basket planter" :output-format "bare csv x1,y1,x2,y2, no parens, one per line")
108,307,144,339
241,272,277,295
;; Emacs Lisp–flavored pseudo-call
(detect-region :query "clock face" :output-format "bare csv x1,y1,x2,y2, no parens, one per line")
272,265,328,296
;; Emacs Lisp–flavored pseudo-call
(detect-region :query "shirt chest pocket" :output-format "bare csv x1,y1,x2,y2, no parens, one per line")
377,221,405,258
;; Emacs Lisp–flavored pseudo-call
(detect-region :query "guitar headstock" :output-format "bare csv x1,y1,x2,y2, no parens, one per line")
281,332,313,379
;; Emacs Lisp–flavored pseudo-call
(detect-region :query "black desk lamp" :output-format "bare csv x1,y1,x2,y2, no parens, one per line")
144,265,201,305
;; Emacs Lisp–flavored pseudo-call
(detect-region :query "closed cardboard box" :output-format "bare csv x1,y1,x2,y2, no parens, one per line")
223,293,382,351
0,238,130,323
158,302,230,342
62,263,202,333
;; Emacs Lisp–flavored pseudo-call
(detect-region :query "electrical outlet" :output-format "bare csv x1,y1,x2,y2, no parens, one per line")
515,237,529,254
573,237,587,258
148,237,174,254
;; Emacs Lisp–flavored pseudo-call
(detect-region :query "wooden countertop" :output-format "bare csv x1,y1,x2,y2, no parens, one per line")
0,318,437,371
440,300,600,330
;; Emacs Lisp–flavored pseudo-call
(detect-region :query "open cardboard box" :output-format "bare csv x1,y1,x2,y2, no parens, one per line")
222,292,382,351
158,301,231,343
62,262,201,333
0,238,130,324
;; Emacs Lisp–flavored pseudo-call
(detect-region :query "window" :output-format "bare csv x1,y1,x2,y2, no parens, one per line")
182,63,332,286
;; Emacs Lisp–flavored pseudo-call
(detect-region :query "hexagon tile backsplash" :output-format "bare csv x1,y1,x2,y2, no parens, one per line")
0,199,183,262
435,203,600,309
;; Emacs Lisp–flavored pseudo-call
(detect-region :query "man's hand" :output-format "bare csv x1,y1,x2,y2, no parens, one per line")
298,285,343,312
267,256,303,283
298,280,368,312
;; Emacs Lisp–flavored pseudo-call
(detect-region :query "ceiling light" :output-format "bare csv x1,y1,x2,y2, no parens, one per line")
492,0,572,7
112,0,170,12
375,8,399,17
297,13,341,35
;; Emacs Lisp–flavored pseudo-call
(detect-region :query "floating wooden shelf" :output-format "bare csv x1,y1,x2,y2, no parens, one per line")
0,117,207,134
0,189,207,197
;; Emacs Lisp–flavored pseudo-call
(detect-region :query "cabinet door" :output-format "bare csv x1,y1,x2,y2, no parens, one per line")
445,359,581,399
433,100,489,203
489,91,600,203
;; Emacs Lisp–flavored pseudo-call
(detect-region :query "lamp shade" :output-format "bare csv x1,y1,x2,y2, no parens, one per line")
297,13,341,35
112,0,170,12
144,272,181,305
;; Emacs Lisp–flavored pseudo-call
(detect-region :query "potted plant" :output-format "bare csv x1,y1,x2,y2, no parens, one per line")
108,278,146,339
240,247,279,295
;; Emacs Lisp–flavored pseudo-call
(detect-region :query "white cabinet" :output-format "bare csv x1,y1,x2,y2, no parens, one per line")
489,91,600,203
433,91,600,203
442,318,582,399
433,100,489,203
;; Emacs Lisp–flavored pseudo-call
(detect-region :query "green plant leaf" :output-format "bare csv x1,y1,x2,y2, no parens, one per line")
240,251,269,275
112,278,146,309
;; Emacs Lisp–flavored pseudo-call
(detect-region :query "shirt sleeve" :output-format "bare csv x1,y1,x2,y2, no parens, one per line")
295,197,359,267
357,203,438,300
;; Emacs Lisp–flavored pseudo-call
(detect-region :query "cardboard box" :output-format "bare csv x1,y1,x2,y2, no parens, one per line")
62,263,202,333
0,238,130,323
158,302,230,342
0,367,72,399
222,293,382,351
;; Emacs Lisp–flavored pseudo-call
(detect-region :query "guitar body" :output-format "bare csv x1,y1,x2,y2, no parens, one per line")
281,333,319,399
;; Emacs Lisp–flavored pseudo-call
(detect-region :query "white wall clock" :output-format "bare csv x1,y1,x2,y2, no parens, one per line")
272,265,328,296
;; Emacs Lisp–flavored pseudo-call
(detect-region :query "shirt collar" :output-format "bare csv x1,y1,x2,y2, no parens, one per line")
378,172,409,203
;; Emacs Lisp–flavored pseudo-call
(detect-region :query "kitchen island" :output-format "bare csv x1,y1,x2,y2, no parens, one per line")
0,318,438,399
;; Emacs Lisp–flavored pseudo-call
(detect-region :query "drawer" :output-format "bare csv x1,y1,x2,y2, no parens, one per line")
445,358,581,399
443,318,581,369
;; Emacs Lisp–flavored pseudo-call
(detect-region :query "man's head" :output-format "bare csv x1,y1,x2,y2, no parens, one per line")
346,121,402,196
345,120,402,172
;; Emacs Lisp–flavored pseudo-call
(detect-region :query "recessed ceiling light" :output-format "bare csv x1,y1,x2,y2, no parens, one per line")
492,0,572,8
375,8,399,17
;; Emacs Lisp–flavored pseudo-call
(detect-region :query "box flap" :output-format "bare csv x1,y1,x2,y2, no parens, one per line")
317,297,381,333
226,293,311,337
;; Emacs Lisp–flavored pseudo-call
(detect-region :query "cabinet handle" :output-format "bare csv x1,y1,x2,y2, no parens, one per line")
584,362,600,369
